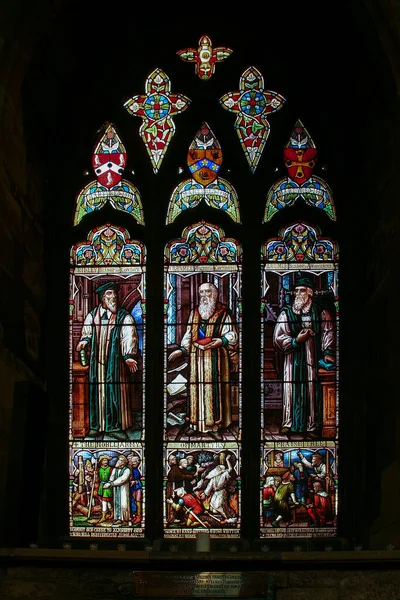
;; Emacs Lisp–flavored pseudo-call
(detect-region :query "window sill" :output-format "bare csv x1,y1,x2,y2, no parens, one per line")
1,547,399,568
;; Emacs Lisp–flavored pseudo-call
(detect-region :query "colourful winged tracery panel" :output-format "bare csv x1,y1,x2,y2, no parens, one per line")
69,224,146,538
264,120,336,222
219,66,286,173
177,35,233,80
124,68,191,174
260,221,339,538
74,123,144,226
164,221,242,538
166,122,240,224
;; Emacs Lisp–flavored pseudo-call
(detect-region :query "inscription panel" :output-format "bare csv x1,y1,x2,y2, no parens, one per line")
133,571,267,597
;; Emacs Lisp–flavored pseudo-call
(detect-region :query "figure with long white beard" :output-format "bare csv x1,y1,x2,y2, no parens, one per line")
76,281,138,438
273,275,335,437
168,282,238,433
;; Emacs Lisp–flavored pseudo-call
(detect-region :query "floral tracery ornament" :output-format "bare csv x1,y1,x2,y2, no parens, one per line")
177,35,233,80
263,120,336,222
166,122,241,224
71,224,146,267
165,220,242,264
123,68,191,173
219,66,286,173
261,221,338,263
73,123,144,226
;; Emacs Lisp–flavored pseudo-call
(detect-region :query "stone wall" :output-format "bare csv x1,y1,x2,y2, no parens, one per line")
0,0,54,544
1,560,400,600
353,0,400,550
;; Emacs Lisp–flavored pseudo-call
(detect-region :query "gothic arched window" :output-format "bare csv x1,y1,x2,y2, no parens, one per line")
164,221,242,537
69,125,146,537
66,31,341,545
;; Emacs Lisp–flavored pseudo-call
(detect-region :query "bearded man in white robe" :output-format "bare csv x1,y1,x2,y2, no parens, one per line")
103,454,131,525
202,453,237,524
168,282,238,433
273,275,335,437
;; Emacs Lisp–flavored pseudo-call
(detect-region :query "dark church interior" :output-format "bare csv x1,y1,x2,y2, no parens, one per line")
0,0,399,597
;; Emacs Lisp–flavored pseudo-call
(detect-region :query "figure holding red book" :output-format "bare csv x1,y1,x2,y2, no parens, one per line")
169,282,238,433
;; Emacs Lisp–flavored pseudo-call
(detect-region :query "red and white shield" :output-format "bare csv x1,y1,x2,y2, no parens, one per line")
92,153,127,188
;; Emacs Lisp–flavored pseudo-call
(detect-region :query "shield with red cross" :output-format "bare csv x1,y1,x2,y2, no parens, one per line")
283,147,317,185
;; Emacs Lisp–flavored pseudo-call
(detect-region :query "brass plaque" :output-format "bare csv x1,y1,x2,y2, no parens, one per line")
133,571,268,597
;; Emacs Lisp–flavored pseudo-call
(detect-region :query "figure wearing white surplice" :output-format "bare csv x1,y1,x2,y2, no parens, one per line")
76,281,139,435
103,455,131,525
273,275,335,436
203,453,237,523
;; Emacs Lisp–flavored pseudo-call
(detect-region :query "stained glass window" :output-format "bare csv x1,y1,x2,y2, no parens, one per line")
74,123,144,226
219,66,286,173
164,221,242,537
166,122,241,224
124,68,191,174
64,24,345,547
177,35,233,80
260,221,339,538
264,120,336,222
69,224,146,537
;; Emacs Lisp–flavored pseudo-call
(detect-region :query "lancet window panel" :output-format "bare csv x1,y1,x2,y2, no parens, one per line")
260,221,339,539
163,221,242,538
69,225,146,538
